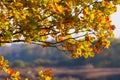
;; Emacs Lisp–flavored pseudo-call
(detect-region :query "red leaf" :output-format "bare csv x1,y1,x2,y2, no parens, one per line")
57,35,64,41
105,16,109,22
93,45,97,52
66,46,74,53
97,49,102,54
43,69,53,77
7,67,15,76
108,25,115,30
93,46,102,54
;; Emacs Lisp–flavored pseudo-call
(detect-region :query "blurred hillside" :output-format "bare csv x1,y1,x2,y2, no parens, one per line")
0,38,120,68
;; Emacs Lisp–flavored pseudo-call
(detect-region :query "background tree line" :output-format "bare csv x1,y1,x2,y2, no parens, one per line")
0,38,120,68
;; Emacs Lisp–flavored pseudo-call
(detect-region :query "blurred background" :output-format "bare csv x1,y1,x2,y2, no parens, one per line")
0,38,120,80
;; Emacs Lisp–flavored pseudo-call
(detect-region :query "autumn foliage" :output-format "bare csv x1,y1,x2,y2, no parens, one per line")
0,0,120,80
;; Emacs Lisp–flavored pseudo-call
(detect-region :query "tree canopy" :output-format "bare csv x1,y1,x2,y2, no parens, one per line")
0,0,120,80
0,0,119,58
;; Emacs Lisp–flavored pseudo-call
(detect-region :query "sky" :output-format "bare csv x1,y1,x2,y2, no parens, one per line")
111,5,120,38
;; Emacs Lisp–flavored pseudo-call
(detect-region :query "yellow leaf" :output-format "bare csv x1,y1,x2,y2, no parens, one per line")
83,53,88,58
84,7,89,14
41,36,48,41
65,0,74,6
15,2,23,7
45,76,52,80
88,52,94,57
53,0,61,3
15,71,20,77
50,3,64,14
90,14,94,21
44,0,61,3
25,78,29,80
65,35,72,39
0,56,4,62
38,71,43,76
